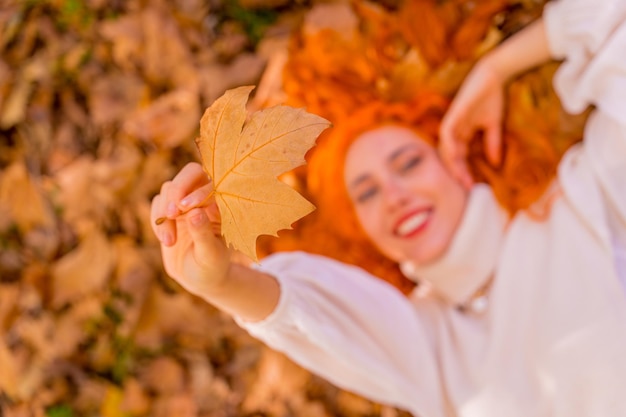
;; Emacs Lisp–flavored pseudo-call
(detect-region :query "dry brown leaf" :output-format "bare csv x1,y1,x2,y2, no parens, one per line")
152,392,198,417
53,296,102,359
88,72,146,127
199,53,267,105
133,285,215,350
51,224,115,308
0,339,20,398
99,13,143,71
124,88,200,148
0,284,19,331
100,384,125,417
0,56,48,129
0,162,56,234
120,378,151,416
242,349,310,415
195,85,330,261
138,356,185,395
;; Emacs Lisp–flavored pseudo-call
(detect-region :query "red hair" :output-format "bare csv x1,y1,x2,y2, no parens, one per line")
258,1,586,293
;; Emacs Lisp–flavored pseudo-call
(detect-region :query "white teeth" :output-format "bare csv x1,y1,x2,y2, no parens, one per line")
396,212,429,236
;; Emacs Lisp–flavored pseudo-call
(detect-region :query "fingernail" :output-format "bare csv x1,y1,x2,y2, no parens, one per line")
190,211,207,227
167,202,178,217
161,232,173,246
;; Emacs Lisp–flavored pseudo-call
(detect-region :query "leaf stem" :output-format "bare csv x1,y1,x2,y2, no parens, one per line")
154,190,215,225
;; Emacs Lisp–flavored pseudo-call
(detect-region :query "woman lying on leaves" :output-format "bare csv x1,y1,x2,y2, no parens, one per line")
151,0,626,416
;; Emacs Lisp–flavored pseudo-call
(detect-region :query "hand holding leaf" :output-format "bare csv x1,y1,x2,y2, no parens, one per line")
157,86,330,261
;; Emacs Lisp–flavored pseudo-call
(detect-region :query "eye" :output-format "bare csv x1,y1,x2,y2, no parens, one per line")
400,156,422,173
356,186,379,203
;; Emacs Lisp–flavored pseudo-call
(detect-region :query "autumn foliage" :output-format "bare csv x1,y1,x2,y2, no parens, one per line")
0,0,587,416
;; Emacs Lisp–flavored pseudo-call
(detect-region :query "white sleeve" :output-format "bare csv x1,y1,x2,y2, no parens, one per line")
234,251,448,417
545,0,626,229
543,0,626,121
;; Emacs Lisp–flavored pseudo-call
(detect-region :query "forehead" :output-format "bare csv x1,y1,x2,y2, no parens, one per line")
344,126,429,175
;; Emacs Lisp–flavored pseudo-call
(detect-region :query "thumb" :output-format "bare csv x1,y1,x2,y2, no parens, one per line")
186,208,227,267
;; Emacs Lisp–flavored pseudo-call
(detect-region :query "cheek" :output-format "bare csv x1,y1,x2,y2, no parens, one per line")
425,159,463,195
354,204,383,240
419,160,467,223
354,203,402,260
437,175,467,226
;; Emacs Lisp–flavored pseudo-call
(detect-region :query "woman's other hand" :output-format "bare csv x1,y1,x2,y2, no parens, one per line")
151,162,231,297
439,18,551,189
439,59,506,189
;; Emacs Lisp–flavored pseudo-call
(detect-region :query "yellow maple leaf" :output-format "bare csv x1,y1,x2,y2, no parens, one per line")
195,85,330,261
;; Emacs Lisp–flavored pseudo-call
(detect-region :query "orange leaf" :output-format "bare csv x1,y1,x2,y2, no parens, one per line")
51,224,115,308
195,85,331,261
0,162,55,234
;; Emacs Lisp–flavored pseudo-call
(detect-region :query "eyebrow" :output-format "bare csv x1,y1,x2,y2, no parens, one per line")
348,143,417,190
389,143,416,163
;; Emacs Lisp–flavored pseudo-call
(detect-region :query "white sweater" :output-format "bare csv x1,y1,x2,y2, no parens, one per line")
236,1,626,416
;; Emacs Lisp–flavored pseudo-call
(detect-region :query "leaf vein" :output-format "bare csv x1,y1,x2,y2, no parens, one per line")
214,122,328,190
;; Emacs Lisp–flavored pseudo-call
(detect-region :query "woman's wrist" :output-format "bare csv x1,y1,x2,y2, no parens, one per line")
195,261,234,297
195,262,280,322
482,18,552,84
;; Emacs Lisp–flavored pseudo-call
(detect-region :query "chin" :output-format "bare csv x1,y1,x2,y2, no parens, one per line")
405,239,449,265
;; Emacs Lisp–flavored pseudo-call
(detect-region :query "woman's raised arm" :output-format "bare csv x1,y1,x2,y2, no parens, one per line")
151,162,280,322
439,18,551,186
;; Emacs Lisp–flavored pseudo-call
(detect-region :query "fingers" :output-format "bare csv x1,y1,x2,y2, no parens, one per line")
151,162,211,246
165,162,210,217
484,123,503,167
179,182,216,213
185,207,228,270
442,147,474,190
151,193,175,246
439,116,474,190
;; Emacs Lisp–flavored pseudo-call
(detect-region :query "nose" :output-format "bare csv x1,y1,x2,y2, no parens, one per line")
382,178,410,211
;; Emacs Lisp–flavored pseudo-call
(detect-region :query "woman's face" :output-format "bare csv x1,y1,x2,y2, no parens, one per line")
344,125,468,264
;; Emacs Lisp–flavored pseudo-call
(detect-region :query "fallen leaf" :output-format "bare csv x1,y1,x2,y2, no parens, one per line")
242,348,310,415
140,7,198,90
112,237,154,338
0,59,11,115
133,286,215,350
12,313,56,362
0,55,49,129
0,162,56,234
138,356,185,395
199,53,267,105
100,384,125,417
0,339,20,398
194,85,330,260
0,284,19,331
99,13,143,72
152,392,198,417
184,352,216,413
120,378,151,416
124,88,200,148
88,72,146,127
74,377,109,414
51,224,115,308
53,296,102,359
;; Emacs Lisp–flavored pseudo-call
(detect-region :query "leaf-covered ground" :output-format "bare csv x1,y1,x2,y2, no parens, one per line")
0,0,586,416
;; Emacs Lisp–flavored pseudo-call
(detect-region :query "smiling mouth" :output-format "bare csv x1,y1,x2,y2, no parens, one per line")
394,210,431,237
